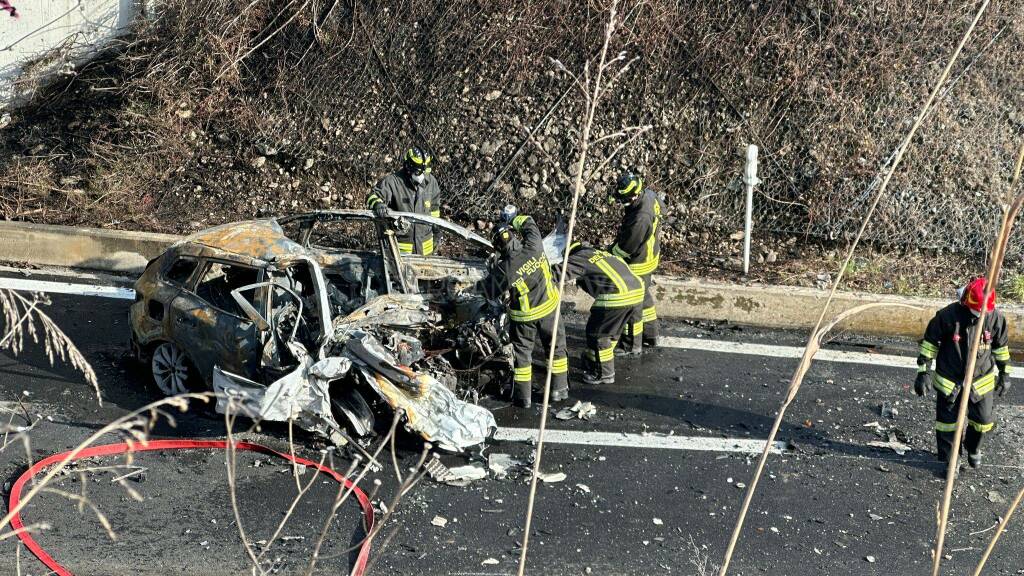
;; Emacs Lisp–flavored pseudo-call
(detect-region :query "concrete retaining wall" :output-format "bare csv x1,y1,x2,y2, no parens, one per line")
1,0,140,110
0,220,177,273
3,219,1023,343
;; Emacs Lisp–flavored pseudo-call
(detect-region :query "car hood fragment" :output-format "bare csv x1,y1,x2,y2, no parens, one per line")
212,342,351,446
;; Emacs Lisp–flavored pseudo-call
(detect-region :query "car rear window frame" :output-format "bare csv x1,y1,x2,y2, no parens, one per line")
161,255,201,289
186,258,267,321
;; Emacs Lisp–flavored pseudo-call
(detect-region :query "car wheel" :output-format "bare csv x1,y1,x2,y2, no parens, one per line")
151,342,193,396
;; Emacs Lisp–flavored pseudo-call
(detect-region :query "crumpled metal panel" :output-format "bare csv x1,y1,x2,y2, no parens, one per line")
346,332,496,451
333,293,434,334
360,368,496,451
212,343,350,444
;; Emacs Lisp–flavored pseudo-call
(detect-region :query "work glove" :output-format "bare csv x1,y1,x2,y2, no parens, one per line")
373,203,390,219
914,370,930,397
997,371,1011,397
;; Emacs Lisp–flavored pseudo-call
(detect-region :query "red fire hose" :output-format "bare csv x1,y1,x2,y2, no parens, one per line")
8,439,375,576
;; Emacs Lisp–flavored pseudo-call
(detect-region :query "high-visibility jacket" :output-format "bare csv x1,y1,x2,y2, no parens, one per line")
483,215,560,323
610,188,664,276
564,246,644,308
367,171,441,255
918,303,1011,396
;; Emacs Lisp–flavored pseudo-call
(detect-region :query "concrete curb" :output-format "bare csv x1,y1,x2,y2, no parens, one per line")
0,220,179,274
4,220,1023,343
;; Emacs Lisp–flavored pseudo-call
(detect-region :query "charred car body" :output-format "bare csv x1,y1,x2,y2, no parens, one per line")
129,210,507,451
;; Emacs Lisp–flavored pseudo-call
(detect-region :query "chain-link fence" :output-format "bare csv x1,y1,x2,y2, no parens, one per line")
2,1,1024,263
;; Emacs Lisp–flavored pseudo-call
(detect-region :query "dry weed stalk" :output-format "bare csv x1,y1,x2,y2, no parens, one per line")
950,142,1024,576
0,289,99,403
516,1,650,574
717,2,991,573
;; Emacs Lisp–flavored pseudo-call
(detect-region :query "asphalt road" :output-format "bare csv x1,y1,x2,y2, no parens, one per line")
1,269,1024,575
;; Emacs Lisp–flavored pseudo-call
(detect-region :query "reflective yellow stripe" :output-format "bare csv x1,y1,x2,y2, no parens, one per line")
932,373,956,395
1004,365,1013,374
917,364,929,373
397,242,414,253
932,369,998,396
551,357,568,374
620,179,640,196
510,293,559,322
642,306,657,322
919,341,939,359
514,366,532,382
593,287,645,308
974,370,997,395
595,259,628,293
512,215,528,229
969,420,994,433
597,345,615,362
628,256,659,275
430,210,441,218
513,280,531,316
935,421,958,432
611,244,630,259
422,237,434,255
643,201,661,271
993,346,1011,361
368,195,384,207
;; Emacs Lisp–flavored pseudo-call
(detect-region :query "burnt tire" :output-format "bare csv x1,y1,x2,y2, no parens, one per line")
331,386,375,438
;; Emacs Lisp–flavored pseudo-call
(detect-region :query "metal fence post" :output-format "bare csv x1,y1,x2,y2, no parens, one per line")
742,144,761,275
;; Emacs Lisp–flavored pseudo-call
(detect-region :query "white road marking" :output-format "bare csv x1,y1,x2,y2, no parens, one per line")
1,274,1016,382
660,336,1024,380
494,427,786,454
0,277,135,300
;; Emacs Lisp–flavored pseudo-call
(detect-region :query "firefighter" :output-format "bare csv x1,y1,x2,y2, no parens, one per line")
608,171,665,353
482,211,568,408
915,277,1012,468
366,146,442,255
553,241,644,385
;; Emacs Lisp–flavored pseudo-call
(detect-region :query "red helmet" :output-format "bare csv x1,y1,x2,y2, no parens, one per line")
960,277,995,313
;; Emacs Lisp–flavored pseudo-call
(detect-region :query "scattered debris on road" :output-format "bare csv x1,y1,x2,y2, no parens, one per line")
555,400,597,421
488,453,524,479
537,471,566,483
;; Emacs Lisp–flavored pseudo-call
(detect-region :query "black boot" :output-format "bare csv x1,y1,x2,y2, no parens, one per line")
967,452,982,469
513,381,531,408
550,386,569,402
582,372,615,386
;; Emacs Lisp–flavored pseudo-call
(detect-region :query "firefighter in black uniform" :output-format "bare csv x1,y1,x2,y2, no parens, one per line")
482,212,568,407
366,147,442,255
608,172,665,353
915,277,1012,468
555,241,644,385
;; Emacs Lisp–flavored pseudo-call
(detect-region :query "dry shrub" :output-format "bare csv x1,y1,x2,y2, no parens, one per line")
0,0,1020,256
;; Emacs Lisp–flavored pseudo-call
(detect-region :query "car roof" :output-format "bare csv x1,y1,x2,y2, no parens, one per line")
176,219,307,264
171,210,492,265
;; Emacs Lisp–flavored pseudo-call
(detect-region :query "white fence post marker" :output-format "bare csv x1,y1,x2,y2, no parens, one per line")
742,144,761,275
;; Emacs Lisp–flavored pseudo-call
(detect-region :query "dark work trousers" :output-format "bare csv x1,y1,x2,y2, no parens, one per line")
585,305,635,379
935,389,994,460
619,273,657,351
510,312,568,401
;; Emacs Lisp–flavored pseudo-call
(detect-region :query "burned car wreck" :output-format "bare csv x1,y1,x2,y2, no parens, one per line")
129,210,507,451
